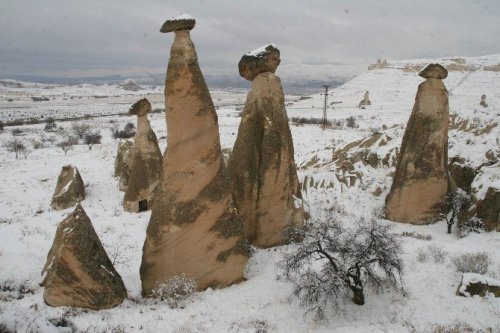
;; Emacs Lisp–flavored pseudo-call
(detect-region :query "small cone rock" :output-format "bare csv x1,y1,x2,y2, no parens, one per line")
386,64,449,224
114,140,134,191
123,98,162,212
228,45,304,248
41,204,127,309
51,165,85,210
140,18,248,295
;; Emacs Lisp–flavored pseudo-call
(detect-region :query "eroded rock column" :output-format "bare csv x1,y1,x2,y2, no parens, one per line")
385,64,450,224
123,98,162,212
228,44,304,248
140,15,248,295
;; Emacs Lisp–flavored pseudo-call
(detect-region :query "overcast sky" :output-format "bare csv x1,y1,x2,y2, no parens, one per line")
1,0,499,82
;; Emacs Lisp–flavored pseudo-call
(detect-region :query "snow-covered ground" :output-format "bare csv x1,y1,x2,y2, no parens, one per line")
0,54,499,332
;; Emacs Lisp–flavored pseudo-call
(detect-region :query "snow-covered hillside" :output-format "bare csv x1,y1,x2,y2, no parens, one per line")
0,55,499,332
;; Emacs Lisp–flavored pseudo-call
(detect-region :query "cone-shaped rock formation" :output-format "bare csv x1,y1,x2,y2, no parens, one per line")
140,15,249,295
228,44,304,248
41,204,127,309
51,165,85,210
114,140,134,191
386,64,449,224
123,98,162,212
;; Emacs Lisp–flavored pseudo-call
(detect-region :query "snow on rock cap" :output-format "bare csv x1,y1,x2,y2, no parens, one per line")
238,44,280,81
160,13,195,33
419,63,448,79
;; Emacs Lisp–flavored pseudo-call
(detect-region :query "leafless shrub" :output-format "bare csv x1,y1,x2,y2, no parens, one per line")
57,140,73,155
451,252,490,274
112,122,136,139
430,321,475,333
71,122,91,139
229,318,275,333
427,245,448,264
0,279,36,301
442,190,471,234
84,131,102,149
400,231,432,241
280,219,403,321
346,116,358,128
0,121,4,132
10,128,23,136
416,248,429,263
457,216,484,238
291,117,332,128
3,138,26,159
150,274,197,308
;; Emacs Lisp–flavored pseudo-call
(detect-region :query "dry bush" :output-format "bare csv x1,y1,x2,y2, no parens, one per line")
427,245,448,264
416,248,429,263
150,274,197,308
401,231,432,241
3,138,26,159
71,122,91,139
451,252,490,274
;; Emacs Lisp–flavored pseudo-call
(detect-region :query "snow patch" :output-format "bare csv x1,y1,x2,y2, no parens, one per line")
247,43,277,57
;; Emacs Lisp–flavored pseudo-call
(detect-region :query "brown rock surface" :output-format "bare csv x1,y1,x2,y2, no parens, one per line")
385,65,449,224
238,44,280,81
160,14,195,33
123,99,162,212
41,204,127,309
228,58,304,248
114,140,134,191
51,165,85,210
358,91,371,108
476,187,500,231
480,94,488,107
419,63,448,79
140,25,248,296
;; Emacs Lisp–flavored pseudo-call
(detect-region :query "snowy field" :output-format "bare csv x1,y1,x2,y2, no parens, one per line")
0,55,499,332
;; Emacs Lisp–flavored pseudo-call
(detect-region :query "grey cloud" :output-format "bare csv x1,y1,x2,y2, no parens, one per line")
0,0,499,81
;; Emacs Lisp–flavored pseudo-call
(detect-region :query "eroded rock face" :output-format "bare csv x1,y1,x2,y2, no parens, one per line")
238,44,280,81
41,204,127,309
480,94,488,108
228,46,304,248
358,91,371,108
51,165,85,210
385,64,450,224
457,273,500,297
123,99,162,212
114,140,134,191
476,187,500,231
140,22,248,295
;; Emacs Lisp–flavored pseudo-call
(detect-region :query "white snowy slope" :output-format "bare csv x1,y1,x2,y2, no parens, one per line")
0,54,499,332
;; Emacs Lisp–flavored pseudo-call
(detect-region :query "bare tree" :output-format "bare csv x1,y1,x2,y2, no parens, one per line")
442,190,470,234
280,219,403,321
4,138,27,159
57,140,73,155
71,122,91,139
84,131,102,150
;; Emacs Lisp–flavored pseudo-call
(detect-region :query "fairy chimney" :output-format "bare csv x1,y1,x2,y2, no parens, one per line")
41,204,127,309
114,140,134,191
51,165,85,210
386,64,449,224
123,98,162,212
358,91,371,109
140,14,249,296
480,94,488,108
228,44,304,248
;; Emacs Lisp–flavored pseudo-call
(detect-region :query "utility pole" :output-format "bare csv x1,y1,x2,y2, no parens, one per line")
322,84,329,130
